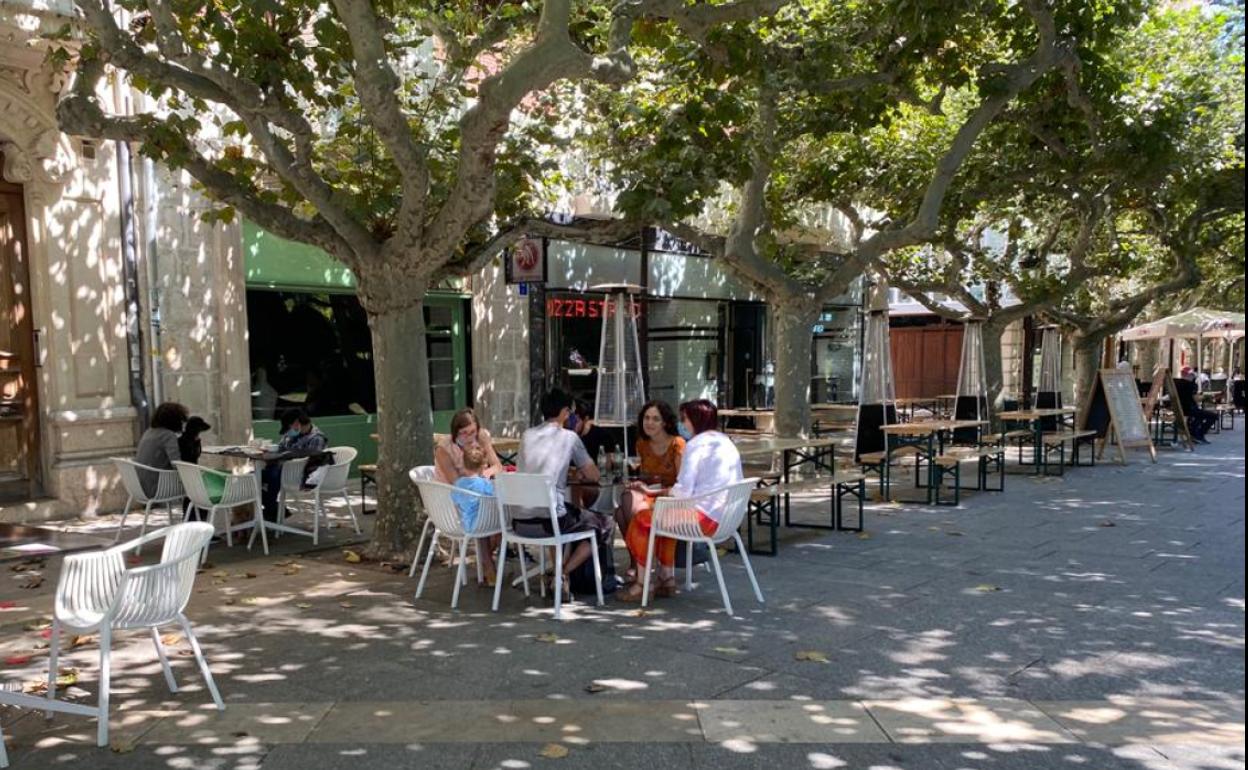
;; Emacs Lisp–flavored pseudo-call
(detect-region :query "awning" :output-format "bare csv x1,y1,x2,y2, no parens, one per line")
1120,307,1245,341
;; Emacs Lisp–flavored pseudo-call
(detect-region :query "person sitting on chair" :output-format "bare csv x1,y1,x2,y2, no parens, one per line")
1175,368,1217,444
135,402,188,496
261,408,330,520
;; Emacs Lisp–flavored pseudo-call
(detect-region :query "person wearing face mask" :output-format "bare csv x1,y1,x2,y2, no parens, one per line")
619,399,741,603
261,408,330,521
435,408,504,484
616,401,685,593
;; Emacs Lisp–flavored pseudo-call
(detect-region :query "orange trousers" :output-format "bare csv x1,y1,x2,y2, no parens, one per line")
625,498,718,568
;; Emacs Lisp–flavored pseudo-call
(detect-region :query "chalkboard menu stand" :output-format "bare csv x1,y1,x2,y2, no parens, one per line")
1079,369,1157,464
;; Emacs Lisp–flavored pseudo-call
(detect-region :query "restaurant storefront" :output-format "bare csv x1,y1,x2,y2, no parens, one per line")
242,222,472,467
535,229,864,418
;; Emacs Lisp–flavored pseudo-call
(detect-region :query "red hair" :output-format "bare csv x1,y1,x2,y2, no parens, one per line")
680,399,719,435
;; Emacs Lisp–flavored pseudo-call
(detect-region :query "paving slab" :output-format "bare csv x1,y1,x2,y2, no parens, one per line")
697,699,887,743
863,696,1078,743
1036,697,1246,746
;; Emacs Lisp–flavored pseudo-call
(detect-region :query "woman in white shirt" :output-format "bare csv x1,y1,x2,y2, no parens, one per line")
618,399,743,602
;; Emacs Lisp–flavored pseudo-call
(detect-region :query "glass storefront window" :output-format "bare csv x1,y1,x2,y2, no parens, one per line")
812,304,862,403
647,299,722,406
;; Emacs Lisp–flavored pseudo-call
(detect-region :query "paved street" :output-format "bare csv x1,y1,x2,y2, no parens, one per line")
2,430,1243,769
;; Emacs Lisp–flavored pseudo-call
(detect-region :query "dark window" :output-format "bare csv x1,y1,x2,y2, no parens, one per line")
246,289,376,420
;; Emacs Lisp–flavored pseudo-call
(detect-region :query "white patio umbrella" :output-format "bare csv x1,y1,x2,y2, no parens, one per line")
1120,307,1246,376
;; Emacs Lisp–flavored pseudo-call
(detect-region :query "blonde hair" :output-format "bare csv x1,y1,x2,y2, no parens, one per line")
462,445,487,473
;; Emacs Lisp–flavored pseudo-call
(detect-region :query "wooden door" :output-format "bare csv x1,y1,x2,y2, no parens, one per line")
891,325,963,399
0,181,40,502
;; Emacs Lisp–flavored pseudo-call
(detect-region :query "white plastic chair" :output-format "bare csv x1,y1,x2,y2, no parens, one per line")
46,522,223,748
407,465,438,576
111,458,185,546
642,479,763,616
174,461,269,558
412,479,503,608
278,446,360,543
491,473,604,620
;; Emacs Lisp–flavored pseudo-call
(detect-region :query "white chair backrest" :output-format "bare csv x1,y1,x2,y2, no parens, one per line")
318,446,357,491
493,473,562,536
280,457,309,491
415,479,469,536
112,523,214,628
175,462,217,508
654,479,757,542
410,465,437,483
114,457,184,502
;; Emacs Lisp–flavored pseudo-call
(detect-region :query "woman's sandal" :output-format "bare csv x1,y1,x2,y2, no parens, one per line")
655,579,679,599
545,575,573,603
616,581,654,603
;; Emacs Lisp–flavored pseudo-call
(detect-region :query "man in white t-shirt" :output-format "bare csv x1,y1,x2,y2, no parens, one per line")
516,389,613,595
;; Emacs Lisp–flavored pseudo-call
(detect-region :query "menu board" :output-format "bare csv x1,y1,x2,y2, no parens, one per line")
1081,369,1156,463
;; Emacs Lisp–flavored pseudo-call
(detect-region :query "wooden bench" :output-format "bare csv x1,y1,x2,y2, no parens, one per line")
926,444,1008,506
1042,429,1099,471
745,471,868,555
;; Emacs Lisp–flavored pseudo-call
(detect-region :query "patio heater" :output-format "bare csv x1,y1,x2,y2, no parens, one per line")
1035,325,1062,430
592,284,646,482
853,277,897,462
953,318,988,444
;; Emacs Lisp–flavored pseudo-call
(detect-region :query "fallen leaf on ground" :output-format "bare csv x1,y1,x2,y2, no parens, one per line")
338,601,354,608
11,560,44,573
4,655,32,666
110,737,138,754
857,532,872,540
295,602,312,609
283,566,301,576
1099,520,1117,527
974,584,1002,593
632,609,648,618
211,571,230,579
343,550,362,563
23,619,51,632
19,575,44,589
946,531,965,537
535,633,559,643
160,634,183,647
244,572,258,579
794,650,829,663
274,559,295,567
539,743,569,759
584,682,609,694
240,597,260,606
713,646,747,655
70,635,96,649
56,668,78,687
223,598,237,606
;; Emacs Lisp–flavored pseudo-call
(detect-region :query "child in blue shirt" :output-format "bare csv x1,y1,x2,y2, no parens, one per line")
453,446,498,582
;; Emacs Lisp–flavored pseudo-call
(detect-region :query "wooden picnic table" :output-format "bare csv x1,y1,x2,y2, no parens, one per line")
995,408,1080,475
880,420,988,504
730,435,846,524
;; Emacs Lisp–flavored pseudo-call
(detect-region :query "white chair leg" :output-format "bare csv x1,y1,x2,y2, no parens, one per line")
137,500,155,552
253,499,269,555
415,530,439,600
590,537,604,607
312,493,322,546
178,615,224,710
343,491,360,534
224,506,234,548
451,538,468,609
151,627,178,693
44,619,60,718
538,549,547,599
409,518,433,577
96,628,111,747
733,532,765,604
114,496,134,542
168,500,179,527
553,545,565,620
641,526,658,608
706,542,734,616
492,535,509,611
686,541,695,590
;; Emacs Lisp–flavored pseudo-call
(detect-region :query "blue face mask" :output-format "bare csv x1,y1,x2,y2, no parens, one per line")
677,423,693,440
286,428,300,439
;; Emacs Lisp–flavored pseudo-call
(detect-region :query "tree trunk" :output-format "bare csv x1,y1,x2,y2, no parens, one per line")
772,299,819,438
363,288,434,560
1072,332,1103,409
983,320,1008,411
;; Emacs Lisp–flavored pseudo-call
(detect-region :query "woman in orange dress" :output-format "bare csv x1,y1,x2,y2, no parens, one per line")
617,401,685,601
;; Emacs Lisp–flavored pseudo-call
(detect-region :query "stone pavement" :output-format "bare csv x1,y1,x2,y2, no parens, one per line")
0,428,1243,769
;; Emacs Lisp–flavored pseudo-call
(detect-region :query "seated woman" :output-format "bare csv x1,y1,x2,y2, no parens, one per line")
619,399,741,602
135,401,189,495
435,408,504,580
615,401,684,589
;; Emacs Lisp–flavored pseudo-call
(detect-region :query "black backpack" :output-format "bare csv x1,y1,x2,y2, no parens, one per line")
568,536,619,596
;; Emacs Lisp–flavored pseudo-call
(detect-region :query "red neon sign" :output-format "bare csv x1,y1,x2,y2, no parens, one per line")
547,298,642,319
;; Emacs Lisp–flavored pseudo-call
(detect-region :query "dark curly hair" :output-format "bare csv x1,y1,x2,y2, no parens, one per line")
636,400,678,441
151,402,189,432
